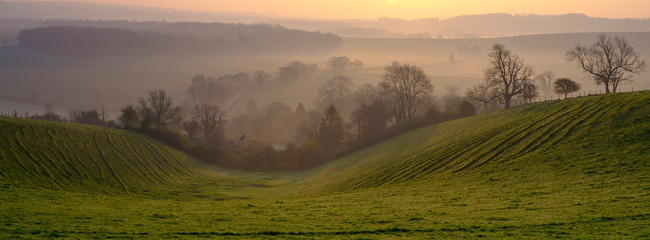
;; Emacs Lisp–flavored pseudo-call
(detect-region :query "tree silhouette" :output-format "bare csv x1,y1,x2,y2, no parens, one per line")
553,78,581,98
379,63,433,123
484,43,535,108
566,34,646,93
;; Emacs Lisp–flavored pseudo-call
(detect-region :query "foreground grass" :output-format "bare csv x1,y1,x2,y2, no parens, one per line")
1,92,649,238
2,170,648,239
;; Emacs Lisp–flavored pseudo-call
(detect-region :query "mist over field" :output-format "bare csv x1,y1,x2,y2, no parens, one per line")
1,1,649,238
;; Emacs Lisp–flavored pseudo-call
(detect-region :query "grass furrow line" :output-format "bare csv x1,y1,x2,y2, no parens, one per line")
134,134,194,178
94,133,127,191
548,97,624,147
453,102,589,172
502,96,613,163
103,132,163,186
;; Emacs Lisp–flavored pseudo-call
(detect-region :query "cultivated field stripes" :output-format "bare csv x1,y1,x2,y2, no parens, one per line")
0,118,204,192
502,97,617,163
460,99,600,171
319,92,650,192
330,102,569,190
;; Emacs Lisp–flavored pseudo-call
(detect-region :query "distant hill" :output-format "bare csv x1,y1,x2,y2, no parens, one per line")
0,117,206,192
2,1,649,38
439,13,650,37
302,91,650,192
15,24,342,56
0,0,268,23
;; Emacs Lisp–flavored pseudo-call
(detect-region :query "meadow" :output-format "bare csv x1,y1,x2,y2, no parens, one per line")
1,91,648,238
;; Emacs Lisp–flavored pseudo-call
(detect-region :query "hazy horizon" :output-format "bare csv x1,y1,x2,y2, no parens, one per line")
9,0,650,20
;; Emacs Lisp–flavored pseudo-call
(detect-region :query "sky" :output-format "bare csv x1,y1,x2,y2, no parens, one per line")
19,0,650,20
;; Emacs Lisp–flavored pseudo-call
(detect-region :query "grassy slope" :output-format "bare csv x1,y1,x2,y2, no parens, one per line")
0,92,648,238
0,117,208,192
302,91,650,192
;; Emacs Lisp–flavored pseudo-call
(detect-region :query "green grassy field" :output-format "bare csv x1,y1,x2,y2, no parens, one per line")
1,91,649,239
0,117,229,193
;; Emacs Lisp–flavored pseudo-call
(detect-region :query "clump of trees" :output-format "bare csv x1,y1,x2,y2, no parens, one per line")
553,78,581,98
220,61,481,172
277,61,319,81
566,34,647,93
317,104,345,148
69,109,109,126
137,89,182,128
13,104,116,127
228,101,303,144
117,89,227,161
326,56,364,71
350,100,391,143
17,23,343,57
187,75,230,105
251,70,272,84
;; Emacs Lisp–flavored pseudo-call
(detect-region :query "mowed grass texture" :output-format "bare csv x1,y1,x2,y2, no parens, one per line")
1,91,649,239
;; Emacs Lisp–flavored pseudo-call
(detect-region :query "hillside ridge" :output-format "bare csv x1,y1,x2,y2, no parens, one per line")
299,91,649,192
0,117,204,192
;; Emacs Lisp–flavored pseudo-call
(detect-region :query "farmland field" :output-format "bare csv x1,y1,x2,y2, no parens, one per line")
1,91,649,239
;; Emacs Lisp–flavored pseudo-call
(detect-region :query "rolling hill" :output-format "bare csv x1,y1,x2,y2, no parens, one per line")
302,91,650,191
0,117,206,192
0,91,648,238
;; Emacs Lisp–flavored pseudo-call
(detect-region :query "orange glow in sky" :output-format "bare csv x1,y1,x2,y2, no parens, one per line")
24,0,650,19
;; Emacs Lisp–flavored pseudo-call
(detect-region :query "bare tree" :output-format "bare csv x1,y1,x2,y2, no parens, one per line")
354,83,380,104
327,56,351,71
318,76,354,103
553,78,581,98
138,89,180,128
484,43,535,108
192,104,225,139
566,34,647,93
380,63,433,123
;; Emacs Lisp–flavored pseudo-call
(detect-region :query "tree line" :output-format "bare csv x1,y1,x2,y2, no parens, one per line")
467,34,646,111
17,25,342,57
